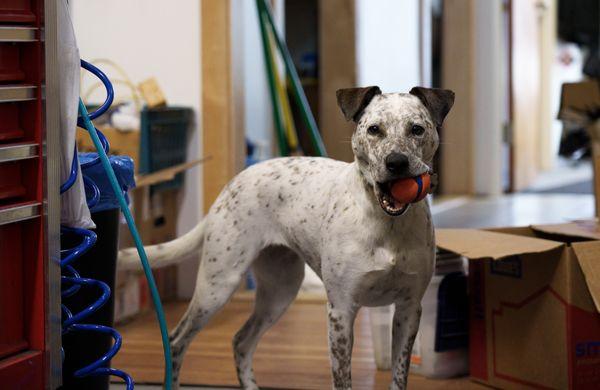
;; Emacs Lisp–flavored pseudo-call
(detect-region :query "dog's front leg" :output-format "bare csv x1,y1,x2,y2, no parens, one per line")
390,302,421,390
326,301,358,390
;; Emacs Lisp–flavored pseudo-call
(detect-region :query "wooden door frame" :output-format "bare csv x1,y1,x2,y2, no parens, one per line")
201,0,245,212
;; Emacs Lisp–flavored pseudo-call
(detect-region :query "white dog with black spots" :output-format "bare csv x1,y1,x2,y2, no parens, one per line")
119,86,455,390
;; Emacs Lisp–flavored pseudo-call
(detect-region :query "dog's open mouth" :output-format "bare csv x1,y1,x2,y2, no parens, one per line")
375,182,410,216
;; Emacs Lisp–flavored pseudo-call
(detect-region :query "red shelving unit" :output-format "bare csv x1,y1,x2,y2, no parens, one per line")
0,0,54,388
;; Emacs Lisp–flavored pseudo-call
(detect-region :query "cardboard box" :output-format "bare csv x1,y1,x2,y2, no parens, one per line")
436,221,600,389
113,159,206,323
558,81,600,217
77,126,140,168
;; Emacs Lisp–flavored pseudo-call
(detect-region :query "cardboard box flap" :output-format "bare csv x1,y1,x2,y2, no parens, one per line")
436,229,563,261
531,220,600,241
134,157,209,188
558,81,600,124
572,241,600,312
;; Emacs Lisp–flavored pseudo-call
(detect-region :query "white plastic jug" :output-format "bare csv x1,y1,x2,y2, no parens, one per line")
369,251,469,378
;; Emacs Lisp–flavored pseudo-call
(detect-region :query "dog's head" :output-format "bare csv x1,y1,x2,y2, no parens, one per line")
336,86,455,216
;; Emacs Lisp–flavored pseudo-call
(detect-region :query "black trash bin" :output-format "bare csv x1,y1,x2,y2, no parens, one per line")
60,153,135,390
61,208,120,390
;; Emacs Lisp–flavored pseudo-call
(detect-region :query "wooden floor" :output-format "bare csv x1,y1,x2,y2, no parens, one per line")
114,298,485,389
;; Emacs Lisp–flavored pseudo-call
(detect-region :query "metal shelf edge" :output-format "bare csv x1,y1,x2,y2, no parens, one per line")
0,26,37,42
0,142,38,163
0,85,37,103
0,202,41,226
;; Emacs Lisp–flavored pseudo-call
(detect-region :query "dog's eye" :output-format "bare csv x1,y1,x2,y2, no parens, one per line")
411,124,425,136
367,125,381,136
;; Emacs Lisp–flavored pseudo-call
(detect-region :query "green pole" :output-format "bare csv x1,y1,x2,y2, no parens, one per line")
255,0,289,156
258,0,327,157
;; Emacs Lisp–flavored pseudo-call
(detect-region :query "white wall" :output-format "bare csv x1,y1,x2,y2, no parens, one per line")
237,0,275,156
70,0,202,297
473,0,504,195
355,0,421,91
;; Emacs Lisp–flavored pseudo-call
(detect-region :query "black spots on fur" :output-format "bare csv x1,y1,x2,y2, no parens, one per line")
265,171,281,180
233,220,238,226
209,257,217,263
332,369,347,388
226,246,231,251
300,218,307,224
247,210,252,216
334,323,344,332
171,343,185,359
278,192,284,202
393,375,403,389
265,203,270,208
328,312,339,323
206,233,211,242
326,214,335,225
343,206,350,212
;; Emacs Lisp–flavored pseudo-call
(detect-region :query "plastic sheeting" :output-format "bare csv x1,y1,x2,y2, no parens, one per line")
79,153,136,213
59,0,94,228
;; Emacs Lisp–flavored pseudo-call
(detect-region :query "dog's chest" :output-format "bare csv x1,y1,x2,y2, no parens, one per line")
325,204,436,307
356,237,435,306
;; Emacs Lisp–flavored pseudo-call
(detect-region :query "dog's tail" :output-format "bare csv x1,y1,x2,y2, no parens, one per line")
117,218,206,271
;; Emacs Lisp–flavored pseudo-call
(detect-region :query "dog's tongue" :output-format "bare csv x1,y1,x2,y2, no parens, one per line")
390,195,405,209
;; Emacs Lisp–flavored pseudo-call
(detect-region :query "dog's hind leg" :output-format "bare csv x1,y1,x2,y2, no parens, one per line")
169,252,249,388
233,246,304,389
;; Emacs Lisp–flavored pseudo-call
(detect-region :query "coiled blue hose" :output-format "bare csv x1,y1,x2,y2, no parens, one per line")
60,59,173,389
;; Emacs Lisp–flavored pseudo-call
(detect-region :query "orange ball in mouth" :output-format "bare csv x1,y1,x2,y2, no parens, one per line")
389,173,431,205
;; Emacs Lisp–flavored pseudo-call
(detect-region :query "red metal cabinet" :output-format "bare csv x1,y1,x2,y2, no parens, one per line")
0,0,49,388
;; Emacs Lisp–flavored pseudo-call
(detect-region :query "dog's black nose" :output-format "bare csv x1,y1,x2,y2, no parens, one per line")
385,152,410,175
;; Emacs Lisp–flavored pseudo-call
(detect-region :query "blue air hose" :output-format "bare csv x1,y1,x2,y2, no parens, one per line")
60,59,173,389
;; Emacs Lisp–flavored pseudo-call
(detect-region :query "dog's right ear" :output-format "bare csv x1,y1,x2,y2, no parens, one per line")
336,86,381,122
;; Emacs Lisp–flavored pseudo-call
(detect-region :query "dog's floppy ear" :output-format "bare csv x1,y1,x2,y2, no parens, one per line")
409,87,455,127
336,86,382,122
